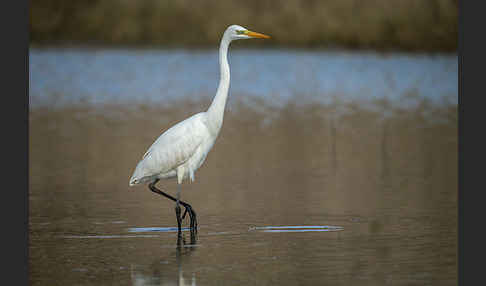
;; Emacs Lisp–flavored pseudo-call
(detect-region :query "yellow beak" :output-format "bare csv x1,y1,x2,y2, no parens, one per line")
245,30,271,39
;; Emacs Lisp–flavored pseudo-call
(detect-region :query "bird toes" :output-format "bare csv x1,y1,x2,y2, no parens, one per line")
182,208,189,220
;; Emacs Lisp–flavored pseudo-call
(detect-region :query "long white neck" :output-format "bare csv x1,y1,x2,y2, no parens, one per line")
206,34,231,135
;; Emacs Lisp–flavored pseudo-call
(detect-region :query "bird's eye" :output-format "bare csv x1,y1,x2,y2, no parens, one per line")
236,30,245,35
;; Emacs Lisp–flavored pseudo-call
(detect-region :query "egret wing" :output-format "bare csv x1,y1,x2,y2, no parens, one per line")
137,113,207,177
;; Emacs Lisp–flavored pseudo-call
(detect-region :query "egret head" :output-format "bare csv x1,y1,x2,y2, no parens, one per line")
225,25,270,41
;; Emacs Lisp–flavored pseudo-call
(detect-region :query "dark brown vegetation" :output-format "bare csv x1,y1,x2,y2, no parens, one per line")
30,0,457,52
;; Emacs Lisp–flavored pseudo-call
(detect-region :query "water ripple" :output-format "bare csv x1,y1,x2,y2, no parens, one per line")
249,225,343,233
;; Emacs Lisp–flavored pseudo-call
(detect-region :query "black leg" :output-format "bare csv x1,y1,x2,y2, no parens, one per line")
148,179,198,232
175,203,182,236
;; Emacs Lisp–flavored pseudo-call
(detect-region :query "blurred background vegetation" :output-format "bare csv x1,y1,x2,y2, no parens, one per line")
30,0,457,52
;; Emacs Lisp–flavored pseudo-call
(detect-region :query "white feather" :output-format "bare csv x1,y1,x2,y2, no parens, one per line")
129,25,269,187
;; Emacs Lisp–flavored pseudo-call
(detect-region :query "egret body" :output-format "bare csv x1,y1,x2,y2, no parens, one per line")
129,25,270,234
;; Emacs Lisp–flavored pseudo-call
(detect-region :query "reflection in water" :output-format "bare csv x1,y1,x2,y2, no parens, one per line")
128,227,192,233
177,230,198,285
130,231,198,286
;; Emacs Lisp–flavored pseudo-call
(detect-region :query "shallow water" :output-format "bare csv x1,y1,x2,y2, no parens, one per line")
29,48,457,285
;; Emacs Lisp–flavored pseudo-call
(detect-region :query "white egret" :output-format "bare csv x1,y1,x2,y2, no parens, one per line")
129,25,270,233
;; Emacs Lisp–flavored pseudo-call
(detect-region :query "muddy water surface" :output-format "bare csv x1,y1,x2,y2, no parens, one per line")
29,100,457,285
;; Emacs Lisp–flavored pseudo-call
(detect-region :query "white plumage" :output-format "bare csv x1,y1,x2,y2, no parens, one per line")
129,112,212,185
129,25,270,190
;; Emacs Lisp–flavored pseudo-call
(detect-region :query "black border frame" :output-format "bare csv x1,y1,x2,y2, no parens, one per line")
5,0,29,285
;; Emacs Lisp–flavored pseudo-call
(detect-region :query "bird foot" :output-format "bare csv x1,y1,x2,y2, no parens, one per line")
181,203,198,231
